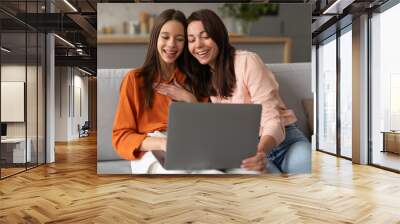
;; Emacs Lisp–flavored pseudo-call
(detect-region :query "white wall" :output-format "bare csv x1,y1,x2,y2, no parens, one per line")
1,66,26,128
54,67,89,141
1,65,35,138
1,65,26,81
1,82,25,122
55,66,69,141
72,73,89,138
1,63,46,164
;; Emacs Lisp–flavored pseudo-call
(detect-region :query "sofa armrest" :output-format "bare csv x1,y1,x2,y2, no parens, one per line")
302,98,313,135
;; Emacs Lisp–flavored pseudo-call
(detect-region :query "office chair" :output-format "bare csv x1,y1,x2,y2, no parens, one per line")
79,121,90,138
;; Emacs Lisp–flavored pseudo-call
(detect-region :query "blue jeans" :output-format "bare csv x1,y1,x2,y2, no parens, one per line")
266,123,311,173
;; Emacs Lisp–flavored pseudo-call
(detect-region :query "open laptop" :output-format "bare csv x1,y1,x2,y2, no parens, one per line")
152,102,261,170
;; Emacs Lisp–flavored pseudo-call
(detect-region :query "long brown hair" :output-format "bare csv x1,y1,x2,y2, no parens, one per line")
140,9,189,107
187,9,236,98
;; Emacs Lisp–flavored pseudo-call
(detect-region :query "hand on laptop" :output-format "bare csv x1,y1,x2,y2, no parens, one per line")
158,137,167,151
241,150,266,172
153,80,197,103
140,137,167,152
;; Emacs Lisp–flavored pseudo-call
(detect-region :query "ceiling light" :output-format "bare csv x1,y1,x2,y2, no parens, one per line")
77,67,92,76
76,48,86,55
323,0,355,15
54,34,75,48
63,0,78,12
1,47,11,53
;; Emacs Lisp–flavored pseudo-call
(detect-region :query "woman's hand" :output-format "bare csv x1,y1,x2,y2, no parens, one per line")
241,148,266,172
158,137,167,151
140,137,167,152
153,80,197,103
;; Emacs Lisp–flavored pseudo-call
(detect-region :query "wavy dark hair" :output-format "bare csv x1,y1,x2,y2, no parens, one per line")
187,9,236,98
140,9,194,107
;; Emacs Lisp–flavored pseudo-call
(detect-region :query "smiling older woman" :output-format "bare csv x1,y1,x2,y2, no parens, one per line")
155,9,311,174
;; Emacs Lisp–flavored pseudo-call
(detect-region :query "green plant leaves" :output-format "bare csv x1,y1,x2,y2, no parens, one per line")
219,3,279,22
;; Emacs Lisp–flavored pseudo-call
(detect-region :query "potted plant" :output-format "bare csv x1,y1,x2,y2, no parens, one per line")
219,3,279,35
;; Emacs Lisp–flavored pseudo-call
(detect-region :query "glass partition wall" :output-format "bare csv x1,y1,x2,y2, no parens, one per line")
316,0,400,172
339,26,352,159
316,25,353,159
370,2,400,171
317,35,337,155
0,1,46,179
0,31,28,177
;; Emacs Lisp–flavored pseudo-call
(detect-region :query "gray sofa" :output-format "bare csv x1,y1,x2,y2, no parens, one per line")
97,69,132,174
97,63,312,174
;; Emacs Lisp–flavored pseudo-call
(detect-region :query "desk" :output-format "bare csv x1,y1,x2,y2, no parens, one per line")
1,138,31,163
381,131,400,154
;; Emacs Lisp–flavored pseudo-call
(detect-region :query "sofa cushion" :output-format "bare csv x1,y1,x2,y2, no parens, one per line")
97,160,132,174
302,98,314,135
268,63,312,139
97,69,131,161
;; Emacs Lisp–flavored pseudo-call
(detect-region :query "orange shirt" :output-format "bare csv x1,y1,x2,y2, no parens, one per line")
112,68,187,160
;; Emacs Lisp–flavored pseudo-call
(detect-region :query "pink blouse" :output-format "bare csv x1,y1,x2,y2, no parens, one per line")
210,50,297,145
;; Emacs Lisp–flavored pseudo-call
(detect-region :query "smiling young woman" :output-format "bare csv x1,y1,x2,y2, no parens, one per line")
112,9,203,164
